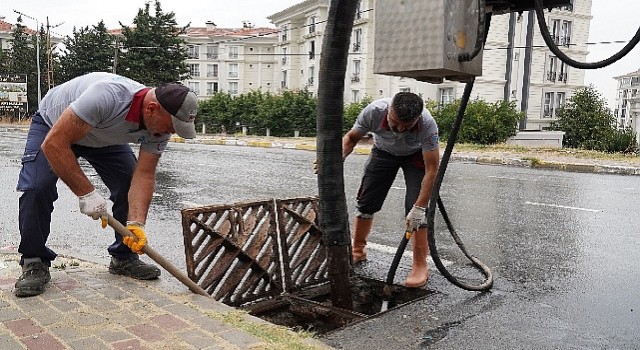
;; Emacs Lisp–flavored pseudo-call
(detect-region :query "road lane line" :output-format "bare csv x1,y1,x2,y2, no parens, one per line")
368,242,453,266
525,201,601,213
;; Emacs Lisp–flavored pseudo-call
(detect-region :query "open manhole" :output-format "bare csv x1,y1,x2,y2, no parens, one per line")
181,197,434,334
244,275,434,334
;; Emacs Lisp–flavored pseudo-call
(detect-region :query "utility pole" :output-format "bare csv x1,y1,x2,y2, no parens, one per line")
45,17,64,89
113,36,119,74
13,9,41,104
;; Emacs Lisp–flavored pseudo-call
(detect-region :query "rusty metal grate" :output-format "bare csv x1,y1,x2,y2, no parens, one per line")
182,199,283,306
182,196,327,306
276,197,327,292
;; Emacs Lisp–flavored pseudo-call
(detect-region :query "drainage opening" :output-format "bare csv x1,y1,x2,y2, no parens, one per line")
181,198,433,334
244,275,434,334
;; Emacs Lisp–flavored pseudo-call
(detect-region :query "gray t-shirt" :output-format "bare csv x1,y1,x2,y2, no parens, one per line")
351,98,439,156
39,72,169,154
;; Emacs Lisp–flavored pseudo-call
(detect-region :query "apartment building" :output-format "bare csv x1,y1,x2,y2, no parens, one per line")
266,0,591,130
180,21,278,99
613,69,640,142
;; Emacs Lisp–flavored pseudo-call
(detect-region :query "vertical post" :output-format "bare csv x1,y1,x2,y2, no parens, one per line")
113,36,119,74
35,19,41,104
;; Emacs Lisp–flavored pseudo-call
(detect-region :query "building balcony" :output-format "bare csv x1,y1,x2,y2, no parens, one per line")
353,43,361,52
546,71,556,82
228,72,238,78
558,72,567,83
206,53,218,59
206,72,218,78
351,74,360,83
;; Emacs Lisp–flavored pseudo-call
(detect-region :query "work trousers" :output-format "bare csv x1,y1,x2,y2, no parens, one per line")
16,113,137,265
355,147,426,218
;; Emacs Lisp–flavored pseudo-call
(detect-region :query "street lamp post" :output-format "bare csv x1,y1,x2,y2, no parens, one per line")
13,9,42,105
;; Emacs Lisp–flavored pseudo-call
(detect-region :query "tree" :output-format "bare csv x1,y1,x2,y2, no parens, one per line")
430,98,522,144
4,16,47,114
549,85,637,153
343,96,373,133
117,0,189,86
59,21,115,81
315,0,359,310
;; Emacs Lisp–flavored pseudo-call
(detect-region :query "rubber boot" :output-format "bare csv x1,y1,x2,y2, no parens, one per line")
405,227,430,288
352,217,373,264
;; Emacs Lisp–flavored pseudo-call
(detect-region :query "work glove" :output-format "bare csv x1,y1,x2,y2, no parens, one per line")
123,221,147,254
78,190,108,228
405,205,426,232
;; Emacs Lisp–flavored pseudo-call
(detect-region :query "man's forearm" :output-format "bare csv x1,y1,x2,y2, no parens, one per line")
42,140,94,196
127,173,155,224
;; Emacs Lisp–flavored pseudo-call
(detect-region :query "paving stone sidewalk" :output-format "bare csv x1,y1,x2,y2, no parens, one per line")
0,251,331,350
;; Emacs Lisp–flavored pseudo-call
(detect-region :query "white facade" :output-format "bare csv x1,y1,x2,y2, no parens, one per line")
266,0,592,130
613,70,640,143
180,23,279,100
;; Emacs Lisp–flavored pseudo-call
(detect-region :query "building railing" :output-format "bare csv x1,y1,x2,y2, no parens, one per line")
351,74,360,83
206,53,218,59
546,71,556,82
207,72,218,78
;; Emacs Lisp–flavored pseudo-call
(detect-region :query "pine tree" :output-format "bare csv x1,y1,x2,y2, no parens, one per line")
59,21,115,81
117,0,189,86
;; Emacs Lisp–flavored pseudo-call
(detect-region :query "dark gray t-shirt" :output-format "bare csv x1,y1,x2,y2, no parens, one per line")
39,72,169,154
351,98,439,156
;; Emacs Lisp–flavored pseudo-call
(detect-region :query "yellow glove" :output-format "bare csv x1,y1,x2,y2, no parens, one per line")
123,221,147,254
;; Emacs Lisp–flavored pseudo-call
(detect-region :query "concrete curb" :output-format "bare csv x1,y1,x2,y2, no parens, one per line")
4,128,640,176
179,136,640,176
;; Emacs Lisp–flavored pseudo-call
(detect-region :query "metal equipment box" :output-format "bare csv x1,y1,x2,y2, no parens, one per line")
374,0,483,83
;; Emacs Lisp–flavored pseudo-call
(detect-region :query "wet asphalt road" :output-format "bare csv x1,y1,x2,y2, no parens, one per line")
1,130,640,349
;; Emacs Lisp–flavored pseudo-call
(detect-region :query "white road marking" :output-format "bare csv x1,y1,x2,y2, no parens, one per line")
367,242,453,266
525,201,601,213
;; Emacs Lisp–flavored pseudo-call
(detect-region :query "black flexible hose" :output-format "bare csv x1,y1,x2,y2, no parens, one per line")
534,0,640,69
459,0,486,62
384,80,493,292
425,80,493,291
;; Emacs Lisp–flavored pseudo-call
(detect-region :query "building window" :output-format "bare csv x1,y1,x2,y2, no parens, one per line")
228,82,238,95
546,55,557,82
558,61,568,83
281,25,288,42
351,60,361,83
309,41,315,60
228,46,239,59
549,19,561,44
206,64,218,78
206,82,218,95
228,63,239,78
189,64,200,78
309,16,316,33
352,90,360,103
188,82,200,95
282,47,287,65
206,46,218,59
187,45,200,59
355,0,363,19
560,21,572,46
308,66,315,86
353,28,362,52
400,87,411,93
438,87,454,105
543,91,566,118
281,70,288,89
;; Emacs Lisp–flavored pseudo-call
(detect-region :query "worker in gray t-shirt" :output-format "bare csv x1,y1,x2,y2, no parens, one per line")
14,72,198,298
342,92,440,288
